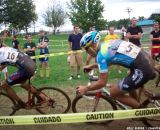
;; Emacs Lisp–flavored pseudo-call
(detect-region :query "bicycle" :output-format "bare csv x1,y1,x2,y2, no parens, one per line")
0,79,71,116
72,75,160,127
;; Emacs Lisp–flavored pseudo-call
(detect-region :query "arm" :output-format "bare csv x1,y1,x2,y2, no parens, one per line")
68,34,72,50
77,72,108,94
150,34,160,41
68,42,72,50
132,32,142,39
126,32,133,39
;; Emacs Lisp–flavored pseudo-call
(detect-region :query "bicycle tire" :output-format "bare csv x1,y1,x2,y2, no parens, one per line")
72,92,117,124
0,92,16,116
141,98,160,127
33,87,71,114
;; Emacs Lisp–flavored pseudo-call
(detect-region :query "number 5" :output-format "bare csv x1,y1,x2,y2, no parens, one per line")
126,44,133,52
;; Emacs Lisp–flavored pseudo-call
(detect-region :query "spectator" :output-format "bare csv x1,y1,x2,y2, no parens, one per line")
0,37,8,79
68,25,83,80
121,27,127,41
85,26,97,76
23,35,36,62
37,29,50,78
12,35,20,49
126,17,143,47
150,22,160,60
104,27,119,42
86,26,96,66
104,27,122,74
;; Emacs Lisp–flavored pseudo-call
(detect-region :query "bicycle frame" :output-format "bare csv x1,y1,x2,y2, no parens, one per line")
87,76,160,110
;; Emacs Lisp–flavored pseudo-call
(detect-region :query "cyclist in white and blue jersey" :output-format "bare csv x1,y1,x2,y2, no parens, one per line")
77,31,155,109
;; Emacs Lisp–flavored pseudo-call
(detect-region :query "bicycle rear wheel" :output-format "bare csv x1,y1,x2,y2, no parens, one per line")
33,87,71,114
0,92,16,116
72,92,117,124
142,98,160,127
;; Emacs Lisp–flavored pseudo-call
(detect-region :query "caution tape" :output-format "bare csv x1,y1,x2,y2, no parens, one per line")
31,50,83,59
30,45,160,59
0,107,160,125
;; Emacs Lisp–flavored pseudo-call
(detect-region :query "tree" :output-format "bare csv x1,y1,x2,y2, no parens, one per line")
43,0,67,35
0,0,37,33
67,0,106,32
149,13,160,23
138,16,145,21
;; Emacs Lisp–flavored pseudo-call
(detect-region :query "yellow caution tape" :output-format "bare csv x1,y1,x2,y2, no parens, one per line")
0,108,159,125
31,50,83,59
30,45,160,59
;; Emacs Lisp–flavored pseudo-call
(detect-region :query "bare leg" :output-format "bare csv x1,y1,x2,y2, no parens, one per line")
21,82,46,100
1,81,21,102
110,85,140,108
129,90,139,101
45,62,50,78
70,66,74,76
39,62,44,77
77,66,81,75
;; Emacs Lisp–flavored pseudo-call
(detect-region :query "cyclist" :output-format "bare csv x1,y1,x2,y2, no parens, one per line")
77,31,156,109
0,47,42,110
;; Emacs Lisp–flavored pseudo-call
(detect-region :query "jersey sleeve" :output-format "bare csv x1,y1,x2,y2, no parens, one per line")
97,52,108,73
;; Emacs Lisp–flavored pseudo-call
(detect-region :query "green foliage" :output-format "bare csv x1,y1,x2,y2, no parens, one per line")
0,0,37,32
43,0,67,34
67,0,106,32
150,13,160,23
107,19,130,29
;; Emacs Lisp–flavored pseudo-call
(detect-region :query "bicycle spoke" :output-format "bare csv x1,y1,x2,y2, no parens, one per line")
34,87,71,114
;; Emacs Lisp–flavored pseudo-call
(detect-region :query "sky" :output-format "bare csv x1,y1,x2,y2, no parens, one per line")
32,0,160,31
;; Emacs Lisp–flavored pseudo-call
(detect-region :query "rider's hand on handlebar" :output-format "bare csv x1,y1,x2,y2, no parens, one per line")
76,86,88,95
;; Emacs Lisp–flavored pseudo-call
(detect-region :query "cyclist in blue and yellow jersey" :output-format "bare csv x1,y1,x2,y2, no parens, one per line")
37,29,50,78
77,31,156,109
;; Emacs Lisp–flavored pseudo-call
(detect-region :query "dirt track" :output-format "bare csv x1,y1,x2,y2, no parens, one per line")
0,86,160,130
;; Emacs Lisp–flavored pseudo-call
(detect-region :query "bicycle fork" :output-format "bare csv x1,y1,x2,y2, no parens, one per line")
92,92,101,112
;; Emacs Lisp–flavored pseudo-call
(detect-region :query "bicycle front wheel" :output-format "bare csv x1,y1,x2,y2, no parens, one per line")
33,87,71,114
72,92,117,124
142,98,160,127
0,92,16,116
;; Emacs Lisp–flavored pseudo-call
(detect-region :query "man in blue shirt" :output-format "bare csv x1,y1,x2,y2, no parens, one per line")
37,29,50,78
68,25,83,80
77,31,155,109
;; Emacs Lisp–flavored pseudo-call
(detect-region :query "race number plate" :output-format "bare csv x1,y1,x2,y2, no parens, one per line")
4,49,19,62
117,41,141,59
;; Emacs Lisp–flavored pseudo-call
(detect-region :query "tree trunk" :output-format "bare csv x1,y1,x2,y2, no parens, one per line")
25,26,28,34
53,27,57,35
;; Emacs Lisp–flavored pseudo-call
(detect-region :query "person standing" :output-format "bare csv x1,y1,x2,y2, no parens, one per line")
104,27,119,42
104,27,122,74
37,29,50,78
121,27,127,41
0,37,8,79
23,35,36,62
127,17,143,47
68,25,83,80
150,22,160,60
12,35,20,50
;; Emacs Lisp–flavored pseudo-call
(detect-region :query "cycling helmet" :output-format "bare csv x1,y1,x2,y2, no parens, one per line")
80,31,100,48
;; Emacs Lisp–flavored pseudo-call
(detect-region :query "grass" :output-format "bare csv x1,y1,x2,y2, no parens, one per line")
1,33,155,89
